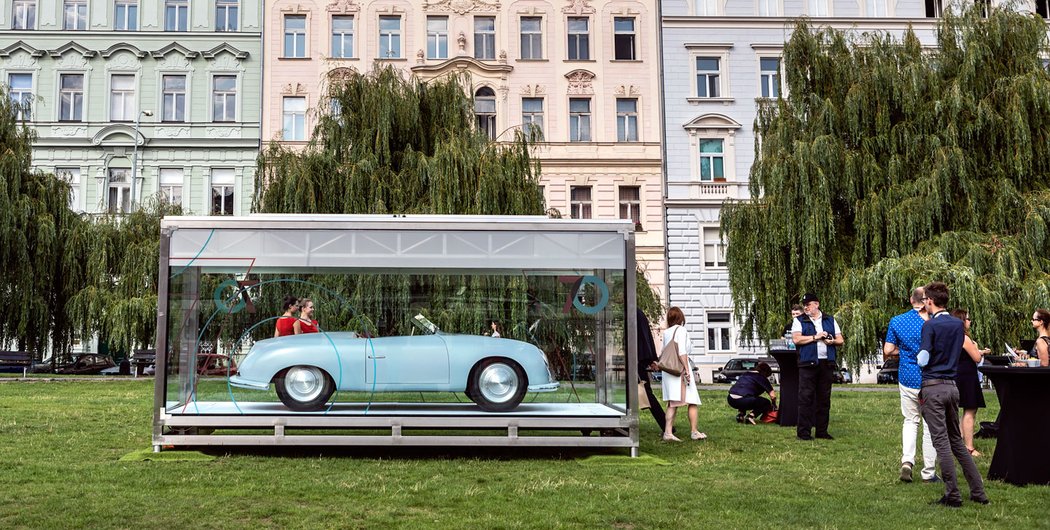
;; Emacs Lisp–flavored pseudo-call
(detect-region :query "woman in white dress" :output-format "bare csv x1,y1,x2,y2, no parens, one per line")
661,307,705,441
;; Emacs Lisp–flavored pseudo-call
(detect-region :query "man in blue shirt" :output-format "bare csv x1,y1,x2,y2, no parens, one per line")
917,281,989,508
727,362,777,424
883,287,937,483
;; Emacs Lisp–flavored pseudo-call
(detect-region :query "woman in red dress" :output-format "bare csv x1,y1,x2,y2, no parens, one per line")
294,298,319,334
274,296,299,337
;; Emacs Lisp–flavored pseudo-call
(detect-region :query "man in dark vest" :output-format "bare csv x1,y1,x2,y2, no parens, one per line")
790,293,843,440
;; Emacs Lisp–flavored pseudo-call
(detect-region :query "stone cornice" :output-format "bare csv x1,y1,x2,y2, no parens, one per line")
410,56,513,75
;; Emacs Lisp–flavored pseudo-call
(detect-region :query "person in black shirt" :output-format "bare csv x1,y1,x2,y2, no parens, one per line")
727,362,777,424
635,309,666,431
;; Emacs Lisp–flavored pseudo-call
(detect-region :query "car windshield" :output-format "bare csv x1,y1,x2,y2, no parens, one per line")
411,314,439,335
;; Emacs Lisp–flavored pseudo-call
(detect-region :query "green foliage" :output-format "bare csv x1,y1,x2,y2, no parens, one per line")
723,7,1050,369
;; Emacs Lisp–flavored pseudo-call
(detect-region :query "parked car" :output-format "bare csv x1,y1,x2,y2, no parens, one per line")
833,364,853,384
230,314,559,412
712,357,780,384
877,357,899,384
196,353,237,377
55,354,117,375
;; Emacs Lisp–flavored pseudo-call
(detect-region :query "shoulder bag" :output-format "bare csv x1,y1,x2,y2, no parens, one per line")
658,327,685,377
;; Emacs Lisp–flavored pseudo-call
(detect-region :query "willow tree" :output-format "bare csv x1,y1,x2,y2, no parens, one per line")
253,67,659,376
722,7,1050,369
0,87,91,358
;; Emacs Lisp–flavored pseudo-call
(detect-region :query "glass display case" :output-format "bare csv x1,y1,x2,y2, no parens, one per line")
153,215,639,454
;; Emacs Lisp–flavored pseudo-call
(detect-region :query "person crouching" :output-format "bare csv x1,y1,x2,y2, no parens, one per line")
727,362,777,424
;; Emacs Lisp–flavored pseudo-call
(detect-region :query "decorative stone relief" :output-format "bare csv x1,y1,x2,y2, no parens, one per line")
210,54,244,73
565,70,595,95
107,52,141,71
520,84,546,96
326,0,360,13
328,66,358,84
562,0,595,15
498,50,507,64
416,49,425,64
157,56,192,71
207,127,237,138
280,3,311,14
155,127,191,138
53,126,88,137
614,84,640,96
424,0,501,14
56,54,89,70
457,32,467,53
497,85,509,102
5,52,38,70
281,83,308,95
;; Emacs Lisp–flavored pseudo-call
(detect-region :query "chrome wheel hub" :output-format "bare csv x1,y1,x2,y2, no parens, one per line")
285,366,325,402
479,363,518,403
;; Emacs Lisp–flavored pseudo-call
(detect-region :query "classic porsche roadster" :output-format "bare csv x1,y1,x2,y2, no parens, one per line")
229,315,559,412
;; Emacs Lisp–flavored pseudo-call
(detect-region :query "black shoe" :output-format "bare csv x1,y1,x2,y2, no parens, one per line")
931,496,962,508
900,462,914,483
736,412,746,423
815,433,834,440
923,475,942,484
970,496,990,505
797,434,813,441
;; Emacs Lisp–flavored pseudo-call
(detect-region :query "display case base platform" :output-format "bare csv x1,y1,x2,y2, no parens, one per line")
155,402,637,455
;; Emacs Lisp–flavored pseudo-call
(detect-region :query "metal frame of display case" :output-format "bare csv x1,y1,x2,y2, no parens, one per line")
152,215,640,455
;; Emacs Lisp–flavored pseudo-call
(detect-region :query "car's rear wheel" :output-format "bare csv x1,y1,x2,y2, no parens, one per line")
274,366,334,412
468,358,527,412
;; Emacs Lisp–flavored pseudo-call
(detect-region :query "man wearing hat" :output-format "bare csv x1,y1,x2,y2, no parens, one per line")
791,293,843,440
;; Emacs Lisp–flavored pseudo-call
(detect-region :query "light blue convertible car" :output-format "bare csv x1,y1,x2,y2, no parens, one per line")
230,315,559,412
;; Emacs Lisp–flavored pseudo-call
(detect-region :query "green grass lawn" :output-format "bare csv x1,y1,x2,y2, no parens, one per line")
1,380,1048,529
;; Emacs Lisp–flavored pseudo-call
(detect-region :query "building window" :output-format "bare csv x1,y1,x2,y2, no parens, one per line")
159,168,183,207
284,15,307,57
758,0,780,15
331,15,354,58
699,139,724,181
864,0,888,16
474,16,495,60
760,57,780,98
521,97,544,138
165,0,188,31
211,169,235,216
379,16,402,58
59,74,84,122
110,74,136,122
64,0,87,30
613,17,636,60
616,98,638,142
216,0,238,31
108,168,131,214
570,186,592,219
569,98,591,142
1038,0,1050,18
161,75,186,122
706,311,733,351
115,0,137,30
619,186,641,227
520,17,543,60
809,0,829,16
57,168,81,211
427,16,449,60
13,1,37,30
8,73,32,121
925,0,944,16
475,87,496,140
696,0,720,15
212,75,236,122
695,57,721,98
283,97,307,141
703,227,727,267
567,17,589,61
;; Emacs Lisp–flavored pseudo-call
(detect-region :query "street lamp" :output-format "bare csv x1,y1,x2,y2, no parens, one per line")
130,110,153,212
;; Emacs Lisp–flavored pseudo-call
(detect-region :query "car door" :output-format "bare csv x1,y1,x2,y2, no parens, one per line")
365,334,450,387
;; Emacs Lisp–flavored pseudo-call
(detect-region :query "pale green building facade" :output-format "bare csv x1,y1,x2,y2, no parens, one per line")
1,0,261,215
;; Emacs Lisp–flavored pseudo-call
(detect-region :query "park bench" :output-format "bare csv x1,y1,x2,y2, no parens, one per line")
131,349,156,377
0,351,32,377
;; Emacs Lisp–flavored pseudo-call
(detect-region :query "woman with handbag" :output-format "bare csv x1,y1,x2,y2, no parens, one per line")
661,307,704,442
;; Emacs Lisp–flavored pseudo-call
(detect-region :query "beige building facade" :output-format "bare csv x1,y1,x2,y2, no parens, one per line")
263,0,666,300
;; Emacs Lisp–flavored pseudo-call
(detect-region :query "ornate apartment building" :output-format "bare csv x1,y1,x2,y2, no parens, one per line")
660,0,945,379
1,0,262,216
263,0,667,299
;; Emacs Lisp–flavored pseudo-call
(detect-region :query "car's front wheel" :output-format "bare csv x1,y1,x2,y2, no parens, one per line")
274,366,335,412
468,358,527,412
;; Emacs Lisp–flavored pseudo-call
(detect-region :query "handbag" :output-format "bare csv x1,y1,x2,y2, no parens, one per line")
638,381,651,409
658,328,685,376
